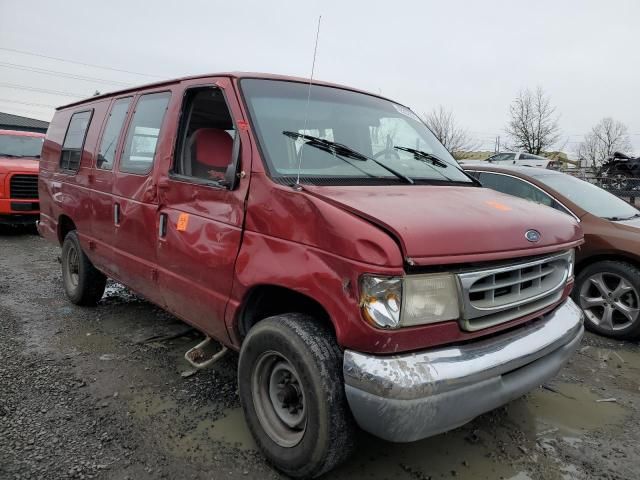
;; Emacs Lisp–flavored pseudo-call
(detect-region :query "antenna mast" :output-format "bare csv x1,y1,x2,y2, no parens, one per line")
295,15,322,187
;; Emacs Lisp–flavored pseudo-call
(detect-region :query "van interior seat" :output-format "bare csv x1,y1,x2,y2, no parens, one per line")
191,128,233,179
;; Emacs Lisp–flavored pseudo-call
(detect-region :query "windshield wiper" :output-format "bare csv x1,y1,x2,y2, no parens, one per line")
394,146,449,168
394,145,482,186
283,131,414,184
1,154,25,158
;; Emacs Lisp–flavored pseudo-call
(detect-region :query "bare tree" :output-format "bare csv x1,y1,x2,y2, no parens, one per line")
423,106,478,159
505,87,561,155
577,117,632,168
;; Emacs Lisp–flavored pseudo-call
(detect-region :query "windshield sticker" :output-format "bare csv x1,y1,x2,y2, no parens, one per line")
392,104,421,122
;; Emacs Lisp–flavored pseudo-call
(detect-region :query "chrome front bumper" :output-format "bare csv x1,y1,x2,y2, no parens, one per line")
343,298,584,442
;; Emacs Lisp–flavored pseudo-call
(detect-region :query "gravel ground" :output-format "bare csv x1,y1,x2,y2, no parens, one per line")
1,228,639,480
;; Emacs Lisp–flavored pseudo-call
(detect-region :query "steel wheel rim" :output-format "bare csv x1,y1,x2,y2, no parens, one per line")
612,174,628,190
64,244,80,289
251,351,307,447
579,272,639,331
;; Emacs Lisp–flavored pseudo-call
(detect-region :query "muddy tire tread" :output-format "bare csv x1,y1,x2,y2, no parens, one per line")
238,313,356,478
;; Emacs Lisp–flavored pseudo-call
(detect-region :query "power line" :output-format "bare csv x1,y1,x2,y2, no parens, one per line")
0,62,133,87
0,46,165,78
0,82,84,98
0,98,57,108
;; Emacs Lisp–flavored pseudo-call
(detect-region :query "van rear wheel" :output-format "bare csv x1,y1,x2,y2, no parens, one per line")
61,231,106,306
238,314,356,478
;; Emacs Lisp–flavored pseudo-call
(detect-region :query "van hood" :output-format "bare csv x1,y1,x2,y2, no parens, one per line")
303,184,582,265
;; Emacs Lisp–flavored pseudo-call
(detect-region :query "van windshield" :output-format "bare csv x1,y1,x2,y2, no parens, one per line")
241,79,473,185
0,134,44,159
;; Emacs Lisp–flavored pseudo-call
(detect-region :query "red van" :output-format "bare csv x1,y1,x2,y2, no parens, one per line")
39,73,584,478
0,129,43,225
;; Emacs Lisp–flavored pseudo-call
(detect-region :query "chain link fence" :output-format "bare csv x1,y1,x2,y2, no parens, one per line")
560,167,640,205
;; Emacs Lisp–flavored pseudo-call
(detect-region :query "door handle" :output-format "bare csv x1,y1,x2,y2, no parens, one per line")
114,203,120,225
159,213,168,238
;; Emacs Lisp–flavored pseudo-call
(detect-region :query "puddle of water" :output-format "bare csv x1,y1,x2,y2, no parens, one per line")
128,392,177,419
161,407,257,457
579,344,640,371
208,408,256,449
62,332,119,355
126,389,256,463
506,382,627,437
333,428,530,480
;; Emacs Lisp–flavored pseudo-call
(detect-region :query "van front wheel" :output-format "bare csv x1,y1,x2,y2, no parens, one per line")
61,231,106,306
238,314,355,478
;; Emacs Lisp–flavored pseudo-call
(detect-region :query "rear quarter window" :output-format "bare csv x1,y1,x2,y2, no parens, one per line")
60,110,93,172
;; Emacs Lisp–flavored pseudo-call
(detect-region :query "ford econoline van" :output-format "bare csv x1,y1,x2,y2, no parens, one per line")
39,73,584,478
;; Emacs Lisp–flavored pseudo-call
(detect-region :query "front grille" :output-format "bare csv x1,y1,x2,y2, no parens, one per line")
458,251,572,331
11,202,39,212
10,174,38,199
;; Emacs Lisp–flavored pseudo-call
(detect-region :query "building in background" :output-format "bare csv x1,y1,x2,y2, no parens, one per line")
0,112,49,134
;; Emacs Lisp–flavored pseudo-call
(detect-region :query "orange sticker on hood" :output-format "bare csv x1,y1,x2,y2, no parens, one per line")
485,200,512,211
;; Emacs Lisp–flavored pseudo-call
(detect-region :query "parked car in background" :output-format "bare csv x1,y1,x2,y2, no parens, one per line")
39,72,584,478
464,164,640,340
600,151,640,190
486,151,551,168
0,129,43,226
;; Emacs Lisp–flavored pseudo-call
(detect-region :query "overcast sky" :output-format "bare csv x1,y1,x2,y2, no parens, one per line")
1,0,638,154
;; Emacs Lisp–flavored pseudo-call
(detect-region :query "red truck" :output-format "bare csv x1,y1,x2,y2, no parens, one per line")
0,129,43,225
38,73,584,478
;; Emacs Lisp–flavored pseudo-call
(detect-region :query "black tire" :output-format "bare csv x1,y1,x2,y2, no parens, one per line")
61,230,107,306
238,314,356,478
572,260,640,340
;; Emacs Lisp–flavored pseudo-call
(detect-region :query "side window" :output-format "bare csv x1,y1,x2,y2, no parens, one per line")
120,92,171,175
173,87,236,183
97,97,132,170
480,173,555,207
60,110,92,172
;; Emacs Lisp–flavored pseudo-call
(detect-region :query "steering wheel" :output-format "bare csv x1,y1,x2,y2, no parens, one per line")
373,148,400,161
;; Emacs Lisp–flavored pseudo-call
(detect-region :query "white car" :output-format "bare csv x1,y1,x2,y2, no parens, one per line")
486,152,551,168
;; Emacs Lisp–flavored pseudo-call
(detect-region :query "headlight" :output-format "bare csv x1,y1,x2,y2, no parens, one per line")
402,274,460,327
360,276,402,328
360,273,460,329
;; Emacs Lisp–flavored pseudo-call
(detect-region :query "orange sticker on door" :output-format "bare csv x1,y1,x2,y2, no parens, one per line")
177,213,190,231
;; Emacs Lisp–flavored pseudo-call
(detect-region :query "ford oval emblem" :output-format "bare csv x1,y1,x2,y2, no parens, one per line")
525,229,541,243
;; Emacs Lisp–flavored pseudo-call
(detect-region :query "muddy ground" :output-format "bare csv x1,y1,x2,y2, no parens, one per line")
1,229,639,480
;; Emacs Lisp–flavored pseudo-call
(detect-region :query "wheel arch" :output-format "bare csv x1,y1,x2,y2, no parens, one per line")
234,284,336,341
57,214,77,244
